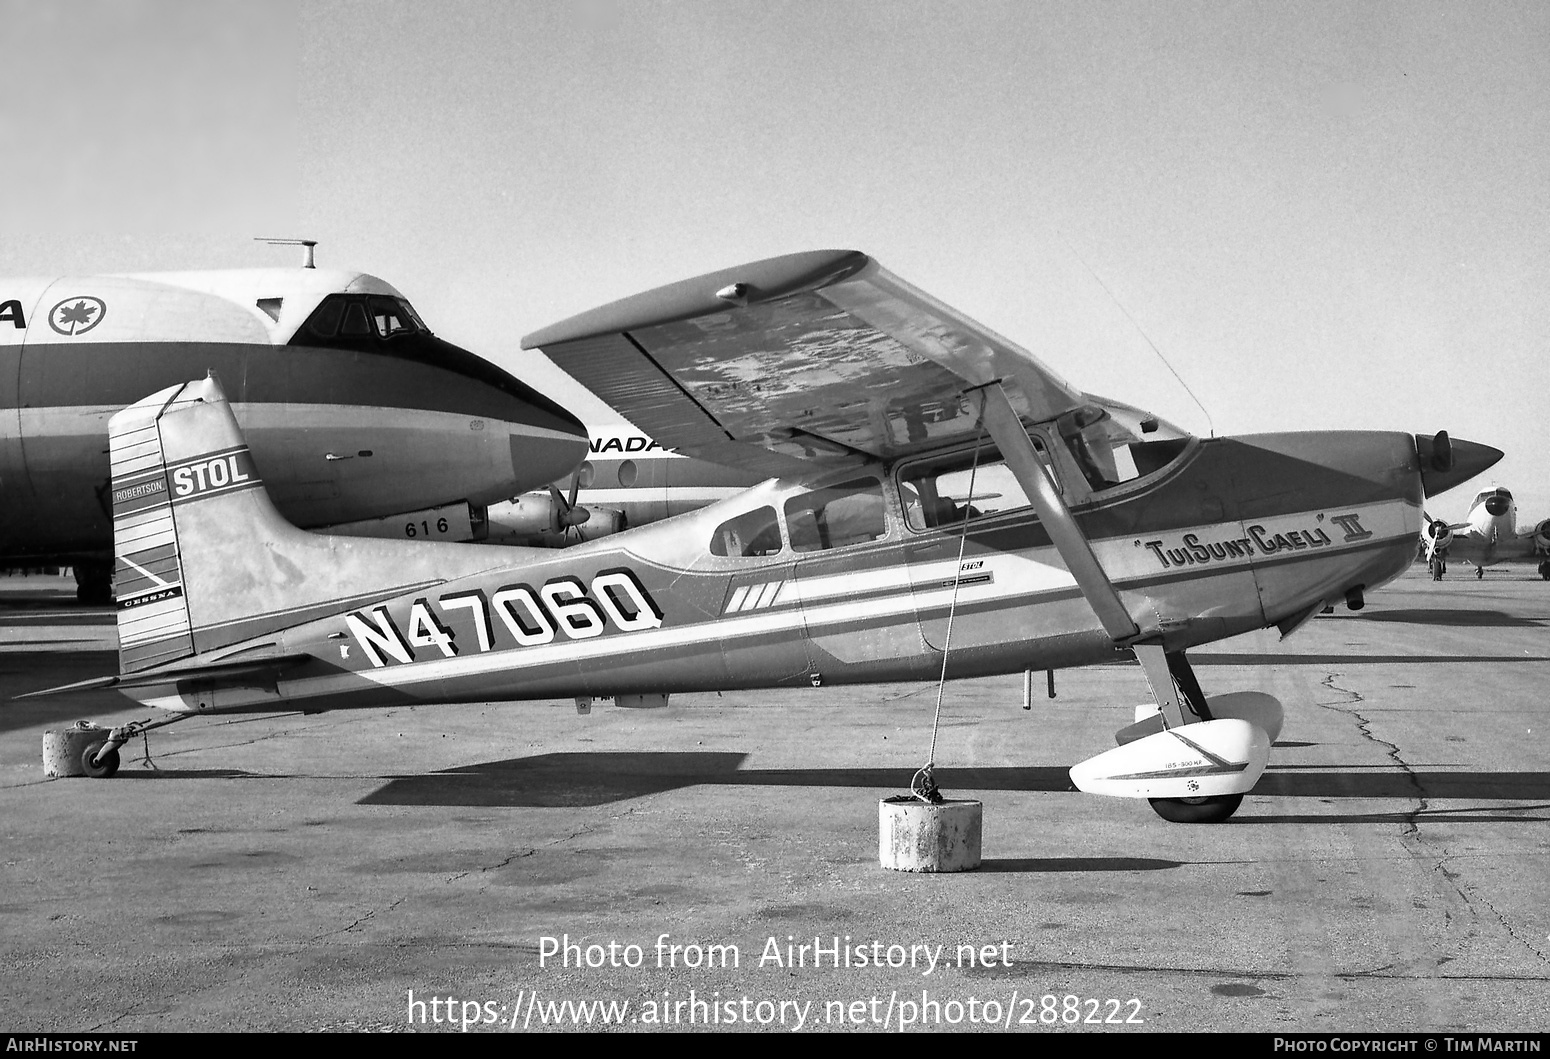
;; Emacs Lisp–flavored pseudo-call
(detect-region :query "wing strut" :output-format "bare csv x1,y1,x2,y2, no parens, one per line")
973,383,1136,641
972,383,1203,729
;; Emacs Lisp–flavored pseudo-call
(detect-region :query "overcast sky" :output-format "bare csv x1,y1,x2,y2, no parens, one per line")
3,0,1545,522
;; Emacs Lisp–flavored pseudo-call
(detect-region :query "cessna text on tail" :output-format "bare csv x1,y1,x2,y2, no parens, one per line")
0,264,588,599
1423,487,1550,580
51,251,1500,825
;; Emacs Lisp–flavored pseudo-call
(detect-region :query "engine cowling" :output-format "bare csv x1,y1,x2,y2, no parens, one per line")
1534,519,1550,554
1426,520,1453,553
484,493,627,546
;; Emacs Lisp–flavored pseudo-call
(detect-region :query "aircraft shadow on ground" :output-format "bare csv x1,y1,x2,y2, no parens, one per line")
977,856,1185,873
0,651,118,735
358,750,1550,813
1350,608,1548,628
1191,652,1550,666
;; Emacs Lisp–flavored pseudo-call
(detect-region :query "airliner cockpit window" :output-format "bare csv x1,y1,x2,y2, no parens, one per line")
302,295,425,341
369,296,419,338
341,301,371,336
305,296,345,338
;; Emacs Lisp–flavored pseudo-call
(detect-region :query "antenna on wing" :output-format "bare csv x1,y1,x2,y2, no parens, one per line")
254,237,318,269
1059,234,1216,438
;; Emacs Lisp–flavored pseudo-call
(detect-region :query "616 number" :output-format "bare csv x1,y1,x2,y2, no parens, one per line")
405,518,451,538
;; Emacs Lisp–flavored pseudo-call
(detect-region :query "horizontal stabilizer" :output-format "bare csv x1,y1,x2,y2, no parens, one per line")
19,653,316,700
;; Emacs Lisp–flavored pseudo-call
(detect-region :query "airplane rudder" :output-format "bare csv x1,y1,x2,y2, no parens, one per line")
107,384,196,673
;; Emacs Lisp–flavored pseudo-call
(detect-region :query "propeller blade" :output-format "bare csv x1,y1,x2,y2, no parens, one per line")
547,484,565,535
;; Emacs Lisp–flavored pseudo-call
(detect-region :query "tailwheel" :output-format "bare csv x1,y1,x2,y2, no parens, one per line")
1148,793,1243,824
81,740,120,779
1475,566,1484,580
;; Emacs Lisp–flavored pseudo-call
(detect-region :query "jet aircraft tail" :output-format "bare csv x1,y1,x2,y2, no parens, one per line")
108,376,519,675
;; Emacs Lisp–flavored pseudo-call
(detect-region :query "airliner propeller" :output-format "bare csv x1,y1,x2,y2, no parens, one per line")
548,476,590,542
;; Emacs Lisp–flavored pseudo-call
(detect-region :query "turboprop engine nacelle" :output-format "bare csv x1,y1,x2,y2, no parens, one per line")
484,493,628,547
1426,520,1453,553
1534,519,1550,554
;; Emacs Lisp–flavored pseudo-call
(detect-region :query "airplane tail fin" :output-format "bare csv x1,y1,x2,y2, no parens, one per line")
109,375,511,675
110,378,230,672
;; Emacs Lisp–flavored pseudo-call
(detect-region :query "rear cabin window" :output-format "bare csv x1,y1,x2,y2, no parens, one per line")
784,478,887,552
711,506,783,557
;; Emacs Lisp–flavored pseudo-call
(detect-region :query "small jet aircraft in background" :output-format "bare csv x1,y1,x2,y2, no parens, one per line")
45,250,1501,825
0,254,588,600
1423,486,1550,580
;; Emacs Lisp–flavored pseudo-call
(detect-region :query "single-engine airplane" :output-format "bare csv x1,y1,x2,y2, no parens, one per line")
0,258,588,599
1423,486,1550,580
41,250,1501,824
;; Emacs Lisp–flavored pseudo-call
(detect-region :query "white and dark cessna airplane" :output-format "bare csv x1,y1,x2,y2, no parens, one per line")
39,250,1500,825
1423,486,1550,580
0,257,588,599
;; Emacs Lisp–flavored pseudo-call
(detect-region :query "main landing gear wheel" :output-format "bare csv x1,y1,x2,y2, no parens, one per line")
1539,561,1550,581
1475,566,1484,580
80,740,120,779
1148,793,1243,824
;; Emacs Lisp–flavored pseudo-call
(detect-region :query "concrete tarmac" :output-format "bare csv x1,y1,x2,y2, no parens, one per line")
0,567,1546,1033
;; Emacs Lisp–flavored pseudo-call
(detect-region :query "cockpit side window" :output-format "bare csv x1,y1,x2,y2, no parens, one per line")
1050,404,1200,499
784,478,887,552
710,506,783,557
369,295,416,338
1056,406,1138,491
306,296,345,338
898,441,1050,531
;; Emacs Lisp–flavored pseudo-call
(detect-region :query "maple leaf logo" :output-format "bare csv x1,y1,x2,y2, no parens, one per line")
58,302,96,328
48,296,107,336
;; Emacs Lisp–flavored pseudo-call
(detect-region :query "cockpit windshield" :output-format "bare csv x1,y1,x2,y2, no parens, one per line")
1055,404,1189,495
302,294,426,341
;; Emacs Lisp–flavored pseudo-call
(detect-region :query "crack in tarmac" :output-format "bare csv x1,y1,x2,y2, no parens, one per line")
1316,671,1550,969
1317,672,1428,835
445,822,597,883
313,896,409,941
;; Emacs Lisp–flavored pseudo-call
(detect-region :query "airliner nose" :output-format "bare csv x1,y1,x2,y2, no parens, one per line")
1415,432,1503,498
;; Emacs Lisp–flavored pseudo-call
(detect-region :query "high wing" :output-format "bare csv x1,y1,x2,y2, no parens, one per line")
521,250,1097,475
